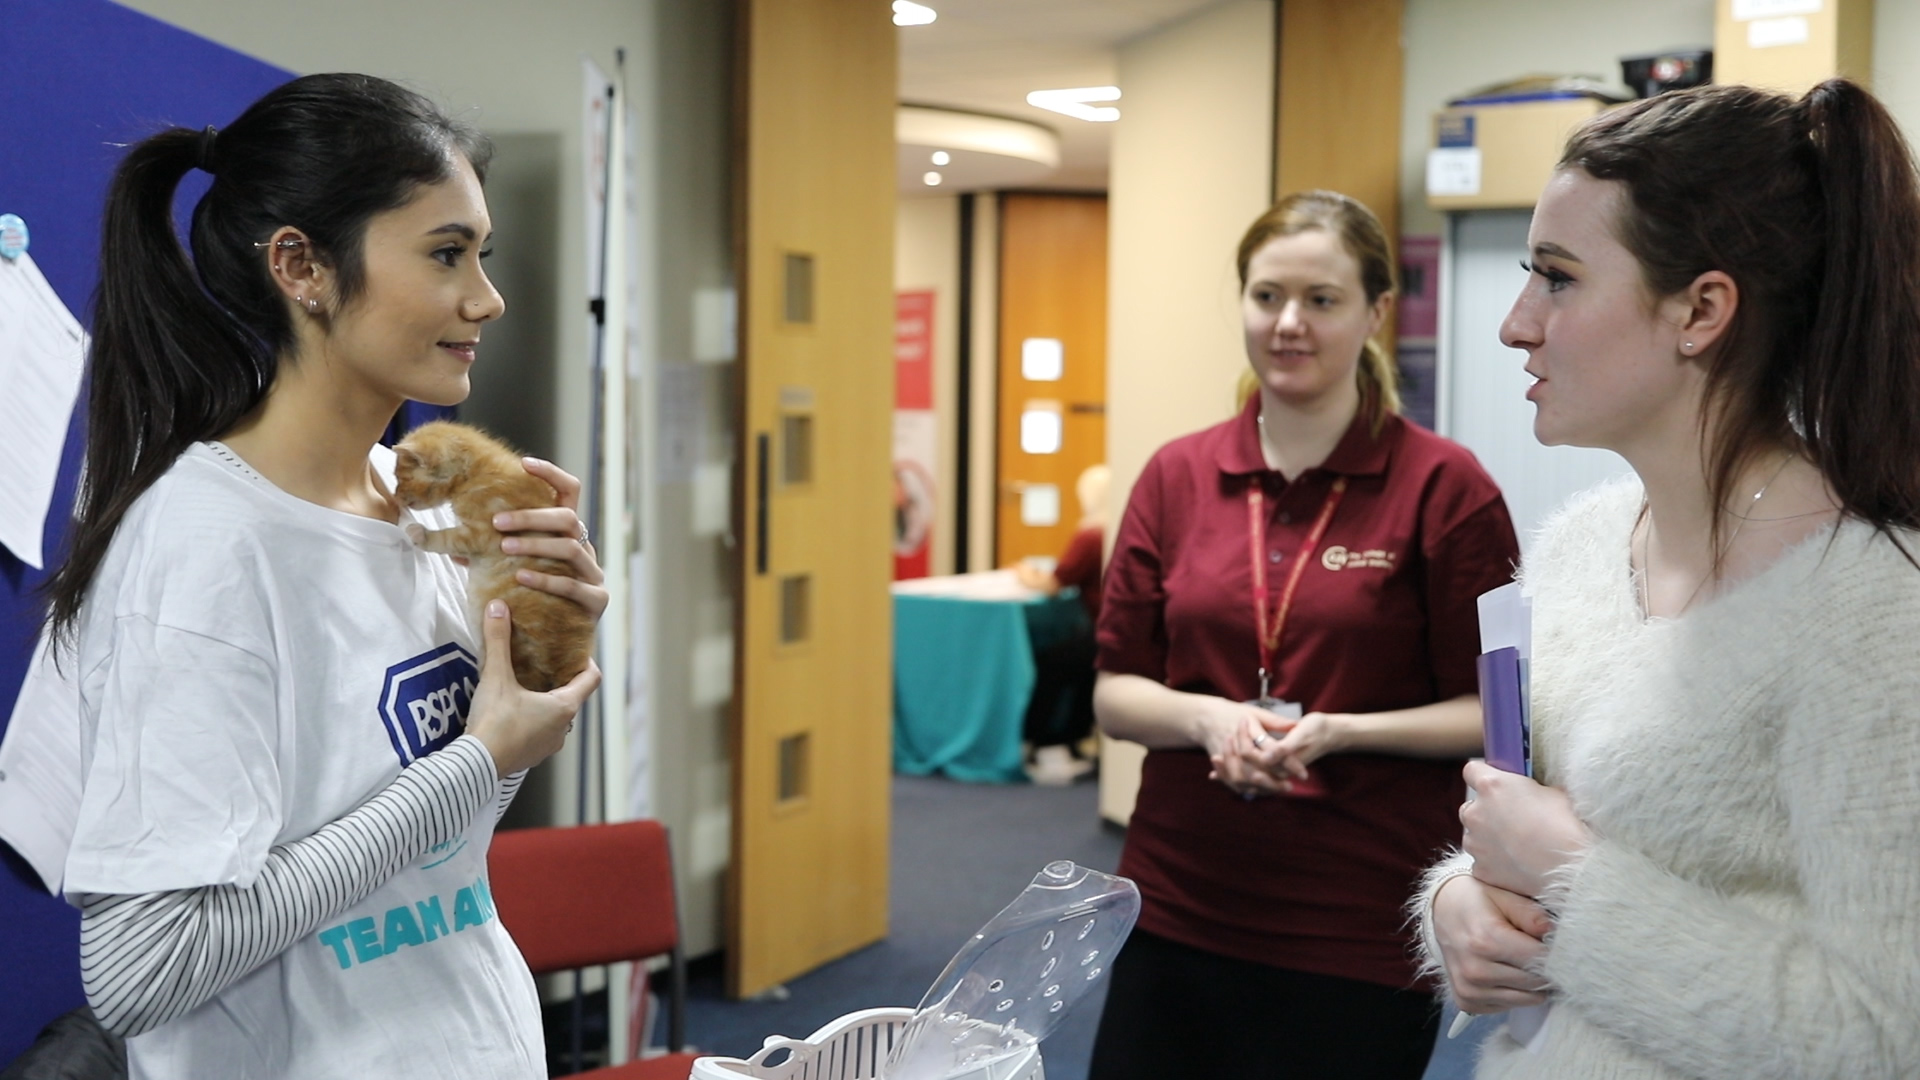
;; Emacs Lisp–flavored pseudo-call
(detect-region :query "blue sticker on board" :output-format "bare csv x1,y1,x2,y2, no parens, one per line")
0,214,26,260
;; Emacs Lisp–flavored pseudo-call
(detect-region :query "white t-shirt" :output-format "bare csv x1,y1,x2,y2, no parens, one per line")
62,442,543,1080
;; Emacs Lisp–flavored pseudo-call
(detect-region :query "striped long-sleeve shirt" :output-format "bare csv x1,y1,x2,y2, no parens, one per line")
78,736,521,1038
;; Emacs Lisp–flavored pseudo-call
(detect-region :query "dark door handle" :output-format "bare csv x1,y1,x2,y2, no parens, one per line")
755,431,770,576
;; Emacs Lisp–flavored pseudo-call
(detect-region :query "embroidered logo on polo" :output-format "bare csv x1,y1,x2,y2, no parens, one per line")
1321,546,1398,571
378,643,479,767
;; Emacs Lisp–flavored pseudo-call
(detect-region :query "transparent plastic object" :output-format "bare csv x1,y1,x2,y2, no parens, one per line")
880,860,1140,1080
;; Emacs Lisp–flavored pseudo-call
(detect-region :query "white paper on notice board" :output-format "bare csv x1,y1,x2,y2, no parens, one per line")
1427,147,1482,197
0,252,86,569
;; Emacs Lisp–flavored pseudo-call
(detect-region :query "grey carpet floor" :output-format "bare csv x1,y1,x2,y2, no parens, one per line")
681,773,1490,1079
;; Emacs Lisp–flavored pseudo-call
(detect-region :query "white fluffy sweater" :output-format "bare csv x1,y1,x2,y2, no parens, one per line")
1416,479,1920,1079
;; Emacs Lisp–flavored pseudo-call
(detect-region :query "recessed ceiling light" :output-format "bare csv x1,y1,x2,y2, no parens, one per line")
923,171,943,186
892,1,936,26
931,150,951,166
1027,86,1121,123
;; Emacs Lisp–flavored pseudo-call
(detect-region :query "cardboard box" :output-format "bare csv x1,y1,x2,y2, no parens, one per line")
1425,97,1606,211
1714,0,1872,96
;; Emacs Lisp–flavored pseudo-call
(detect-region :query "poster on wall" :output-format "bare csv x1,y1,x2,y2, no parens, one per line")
1397,235,1441,432
893,289,936,580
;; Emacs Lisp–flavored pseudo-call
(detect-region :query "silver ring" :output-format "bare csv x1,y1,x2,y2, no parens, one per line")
1252,733,1267,748
578,523,590,545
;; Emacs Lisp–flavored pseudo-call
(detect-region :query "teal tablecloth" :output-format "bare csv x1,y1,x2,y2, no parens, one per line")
892,590,1085,783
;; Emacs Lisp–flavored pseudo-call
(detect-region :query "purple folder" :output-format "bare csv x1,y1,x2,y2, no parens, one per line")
1476,646,1531,777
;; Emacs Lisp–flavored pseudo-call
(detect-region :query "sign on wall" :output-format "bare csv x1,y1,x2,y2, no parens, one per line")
893,289,936,579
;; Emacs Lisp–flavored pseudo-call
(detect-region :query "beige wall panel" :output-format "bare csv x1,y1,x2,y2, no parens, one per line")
1714,0,1873,95
1398,0,1715,238
1102,0,1277,824
1275,0,1404,240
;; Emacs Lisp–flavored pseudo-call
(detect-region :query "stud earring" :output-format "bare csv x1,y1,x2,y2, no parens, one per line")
1683,341,1694,353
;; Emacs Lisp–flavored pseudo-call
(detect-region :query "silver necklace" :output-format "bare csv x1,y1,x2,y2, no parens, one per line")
1638,455,1793,618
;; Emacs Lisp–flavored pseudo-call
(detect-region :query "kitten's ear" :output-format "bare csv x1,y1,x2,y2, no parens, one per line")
395,446,421,471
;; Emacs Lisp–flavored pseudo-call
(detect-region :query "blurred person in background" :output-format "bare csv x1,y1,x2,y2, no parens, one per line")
1014,463,1110,784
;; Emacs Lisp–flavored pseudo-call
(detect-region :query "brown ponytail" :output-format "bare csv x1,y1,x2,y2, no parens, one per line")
1235,191,1401,428
1560,79,1920,549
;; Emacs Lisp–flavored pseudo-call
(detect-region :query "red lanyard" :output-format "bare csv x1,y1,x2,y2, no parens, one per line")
1246,475,1347,698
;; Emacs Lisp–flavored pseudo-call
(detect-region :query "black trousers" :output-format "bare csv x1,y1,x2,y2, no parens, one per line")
1087,928,1440,1080
1021,628,1097,748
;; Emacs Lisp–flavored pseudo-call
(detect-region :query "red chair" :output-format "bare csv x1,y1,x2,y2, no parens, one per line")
488,820,699,1078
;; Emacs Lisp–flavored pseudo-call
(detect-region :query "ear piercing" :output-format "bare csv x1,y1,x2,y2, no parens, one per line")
1683,342,1695,353
296,295,319,314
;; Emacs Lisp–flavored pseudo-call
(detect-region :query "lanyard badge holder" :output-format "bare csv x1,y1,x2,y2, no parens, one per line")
1244,476,1347,797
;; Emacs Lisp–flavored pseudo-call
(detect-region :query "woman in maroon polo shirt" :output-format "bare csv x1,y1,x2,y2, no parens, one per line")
1085,191,1519,1079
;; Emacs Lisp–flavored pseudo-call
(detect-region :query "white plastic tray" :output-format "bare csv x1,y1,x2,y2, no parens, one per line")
689,1007,1043,1080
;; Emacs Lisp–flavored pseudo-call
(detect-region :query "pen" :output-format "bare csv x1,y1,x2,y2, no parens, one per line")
1447,1011,1476,1039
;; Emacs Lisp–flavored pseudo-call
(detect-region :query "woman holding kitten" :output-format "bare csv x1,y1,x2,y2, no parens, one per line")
39,74,603,1078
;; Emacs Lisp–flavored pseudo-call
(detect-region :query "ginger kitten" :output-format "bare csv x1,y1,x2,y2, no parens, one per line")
391,421,594,692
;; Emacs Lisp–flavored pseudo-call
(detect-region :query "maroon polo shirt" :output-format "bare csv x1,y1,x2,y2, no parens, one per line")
1097,395,1518,989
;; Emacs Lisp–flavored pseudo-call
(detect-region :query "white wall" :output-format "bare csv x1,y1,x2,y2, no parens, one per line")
1102,0,1276,822
1399,0,1716,240
1402,0,1920,241
120,0,651,486
1874,1,1920,134
1106,0,1276,514
1404,0,1920,546
894,195,961,576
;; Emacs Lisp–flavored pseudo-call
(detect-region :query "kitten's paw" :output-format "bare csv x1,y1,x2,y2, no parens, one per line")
404,523,428,547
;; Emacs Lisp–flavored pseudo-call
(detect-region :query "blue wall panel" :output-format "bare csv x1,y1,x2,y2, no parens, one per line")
1,0,289,1063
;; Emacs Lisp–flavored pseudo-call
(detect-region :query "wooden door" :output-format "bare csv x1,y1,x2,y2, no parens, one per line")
995,194,1109,567
730,0,895,998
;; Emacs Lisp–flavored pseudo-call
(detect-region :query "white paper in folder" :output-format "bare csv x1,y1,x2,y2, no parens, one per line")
0,251,87,569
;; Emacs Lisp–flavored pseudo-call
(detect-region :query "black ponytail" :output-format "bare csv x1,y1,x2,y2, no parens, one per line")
43,73,492,646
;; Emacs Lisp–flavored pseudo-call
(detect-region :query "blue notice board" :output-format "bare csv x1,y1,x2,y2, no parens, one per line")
0,0,290,1062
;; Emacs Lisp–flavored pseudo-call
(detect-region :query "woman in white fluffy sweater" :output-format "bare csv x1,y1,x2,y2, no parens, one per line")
1415,79,1920,1078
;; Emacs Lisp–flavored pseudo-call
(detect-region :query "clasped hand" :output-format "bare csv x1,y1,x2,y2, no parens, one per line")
1204,701,1341,797
1433,760,1594,1014
1459,760,1590,899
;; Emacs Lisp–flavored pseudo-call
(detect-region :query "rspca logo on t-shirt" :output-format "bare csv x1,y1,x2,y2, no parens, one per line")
378,643,479,767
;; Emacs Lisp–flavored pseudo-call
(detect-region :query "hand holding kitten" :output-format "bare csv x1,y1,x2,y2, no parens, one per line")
464,598,601,776
392,422,603,691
